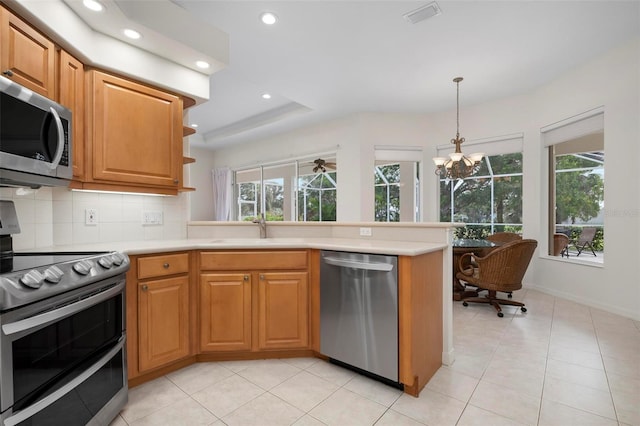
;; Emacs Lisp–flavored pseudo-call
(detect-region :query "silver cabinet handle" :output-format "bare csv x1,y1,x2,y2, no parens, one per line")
323,257,394,272
259,274,265,280
142,284,148,291
243,275,249,281
163,263,170,269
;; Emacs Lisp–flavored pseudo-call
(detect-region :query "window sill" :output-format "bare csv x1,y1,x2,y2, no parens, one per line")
539,254,604,268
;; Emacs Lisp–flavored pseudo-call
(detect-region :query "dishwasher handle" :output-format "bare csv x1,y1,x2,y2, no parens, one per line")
323,256,394,272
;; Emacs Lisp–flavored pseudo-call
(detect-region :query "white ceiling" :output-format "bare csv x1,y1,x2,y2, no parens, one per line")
66,1,640,150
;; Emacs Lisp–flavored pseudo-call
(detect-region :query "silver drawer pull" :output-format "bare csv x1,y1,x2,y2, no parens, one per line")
163,263,170,269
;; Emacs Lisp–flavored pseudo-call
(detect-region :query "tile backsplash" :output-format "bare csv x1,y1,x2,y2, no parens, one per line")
0,187,188,250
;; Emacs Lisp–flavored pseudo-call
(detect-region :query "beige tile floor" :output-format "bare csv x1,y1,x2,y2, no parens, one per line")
110,289,640,426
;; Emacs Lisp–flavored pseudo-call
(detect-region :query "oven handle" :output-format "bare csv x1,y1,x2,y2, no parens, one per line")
3,335,125,426
1,281,123,336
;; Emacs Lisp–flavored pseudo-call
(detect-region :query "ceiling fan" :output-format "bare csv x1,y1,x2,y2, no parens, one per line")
312,158,336,173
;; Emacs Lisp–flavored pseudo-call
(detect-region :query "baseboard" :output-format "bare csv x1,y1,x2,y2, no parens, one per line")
525,284,640,321
442,347,455,366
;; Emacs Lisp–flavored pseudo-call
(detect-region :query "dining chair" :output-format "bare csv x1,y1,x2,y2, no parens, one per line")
456,239,538,317
553,233,570,257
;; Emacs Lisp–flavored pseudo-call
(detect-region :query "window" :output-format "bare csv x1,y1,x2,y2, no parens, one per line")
298,171,337,221
543,109,604,261
233,157,337,222
550,140,604,258
374,161,421,222
236,168,261,221
440,153,523,238
374,163,401,222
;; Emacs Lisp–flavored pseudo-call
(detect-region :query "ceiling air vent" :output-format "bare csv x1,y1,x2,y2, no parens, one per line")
403,2,442,24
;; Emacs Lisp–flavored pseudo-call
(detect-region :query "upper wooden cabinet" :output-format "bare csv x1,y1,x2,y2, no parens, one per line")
0,6,55,98
78,70,184,194
58,50,85,180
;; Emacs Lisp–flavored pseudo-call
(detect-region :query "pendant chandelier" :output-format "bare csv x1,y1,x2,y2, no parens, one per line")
433,77,484,180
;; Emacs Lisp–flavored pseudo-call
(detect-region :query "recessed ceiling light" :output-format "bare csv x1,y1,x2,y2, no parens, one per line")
262,93,272,100
123,29,141,39
260,12,278,25
403,2,442,24
83,0,104,12
190,123,198,128
196,61,210,69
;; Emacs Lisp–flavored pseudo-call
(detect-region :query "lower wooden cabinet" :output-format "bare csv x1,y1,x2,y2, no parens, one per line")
127,252,193,380
258,272,308,350
138,275,190,372
199,250,310,353
199,273,252,352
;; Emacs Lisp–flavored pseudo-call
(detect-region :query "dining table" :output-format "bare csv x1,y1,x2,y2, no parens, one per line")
452,238,500,301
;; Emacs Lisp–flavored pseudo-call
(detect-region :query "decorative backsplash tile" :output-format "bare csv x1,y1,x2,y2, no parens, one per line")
0,187,189,250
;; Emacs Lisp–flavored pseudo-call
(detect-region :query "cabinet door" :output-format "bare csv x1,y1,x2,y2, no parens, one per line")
258,272,309,350
200,273,252,352
89,71,182,188
58,50,84,179
0,7,55,98
138,276,190,373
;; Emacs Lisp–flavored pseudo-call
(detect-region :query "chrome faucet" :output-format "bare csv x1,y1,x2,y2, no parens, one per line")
252,214,267,239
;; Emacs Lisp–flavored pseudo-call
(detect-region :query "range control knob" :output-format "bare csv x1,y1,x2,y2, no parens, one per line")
73,260,93,276
98,256,113,269
44,265,64,283
20,270,45,289
110,252,125,266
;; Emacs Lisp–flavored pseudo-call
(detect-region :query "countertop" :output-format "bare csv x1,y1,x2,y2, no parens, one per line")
25,237,448,257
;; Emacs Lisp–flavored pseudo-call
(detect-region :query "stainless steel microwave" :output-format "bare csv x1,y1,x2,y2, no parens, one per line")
0,75,72,188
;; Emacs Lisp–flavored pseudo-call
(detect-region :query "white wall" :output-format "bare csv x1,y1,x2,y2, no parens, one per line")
190,144,218,221
193,37,640,319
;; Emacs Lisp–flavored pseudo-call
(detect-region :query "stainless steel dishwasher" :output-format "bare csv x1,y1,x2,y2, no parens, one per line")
320,250,398,383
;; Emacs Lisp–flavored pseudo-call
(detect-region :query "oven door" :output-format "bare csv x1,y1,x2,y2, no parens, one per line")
0,278,126,426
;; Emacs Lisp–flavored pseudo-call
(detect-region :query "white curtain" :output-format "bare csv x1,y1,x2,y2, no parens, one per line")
211,168,232,221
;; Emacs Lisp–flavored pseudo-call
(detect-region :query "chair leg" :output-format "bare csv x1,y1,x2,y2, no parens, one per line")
462,290,527,317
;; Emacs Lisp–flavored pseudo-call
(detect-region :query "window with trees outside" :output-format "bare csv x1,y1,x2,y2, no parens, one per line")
374,160,420,222
549,136,604,260
440,153,523,238
543,110,604,262
234,158,337,222
298,171,337,221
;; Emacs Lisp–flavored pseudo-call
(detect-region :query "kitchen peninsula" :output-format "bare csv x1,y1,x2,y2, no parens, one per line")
33,222,457,397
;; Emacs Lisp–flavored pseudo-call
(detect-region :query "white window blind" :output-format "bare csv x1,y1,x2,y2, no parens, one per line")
374,145,423,162
436,133,523,157
541,107,604,147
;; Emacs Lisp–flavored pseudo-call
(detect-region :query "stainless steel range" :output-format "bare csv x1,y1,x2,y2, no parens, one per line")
0,201,129,426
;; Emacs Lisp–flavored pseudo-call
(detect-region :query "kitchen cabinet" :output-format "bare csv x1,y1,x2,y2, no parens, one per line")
0,5,55,98
77,70,184,195
58,50,84,180
127,252,193,380
199,250,309,352
199,272,252,351
258,271,308,350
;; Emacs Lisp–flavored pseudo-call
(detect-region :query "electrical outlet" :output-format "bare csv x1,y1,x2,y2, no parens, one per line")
359,227,372,237
142,211,163,225
85,208,98,225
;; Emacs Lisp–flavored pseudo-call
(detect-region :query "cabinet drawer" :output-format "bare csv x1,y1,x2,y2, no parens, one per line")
138,253,189,279
200,251,308,271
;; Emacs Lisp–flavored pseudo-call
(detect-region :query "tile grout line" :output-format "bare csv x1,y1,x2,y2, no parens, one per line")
590,306,621,425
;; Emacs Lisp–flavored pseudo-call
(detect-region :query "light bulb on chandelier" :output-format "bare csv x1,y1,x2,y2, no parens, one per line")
433,77,484,181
